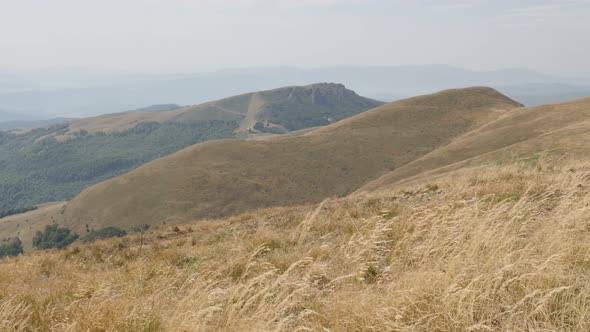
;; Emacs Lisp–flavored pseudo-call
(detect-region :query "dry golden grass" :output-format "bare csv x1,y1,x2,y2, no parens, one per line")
3,158,590,331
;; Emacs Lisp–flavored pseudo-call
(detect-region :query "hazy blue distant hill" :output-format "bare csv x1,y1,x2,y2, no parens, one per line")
0,105,180,131
0,118,73,131
0,66,588,118
0,107,70,131
496,83,590,106
0,110,30,122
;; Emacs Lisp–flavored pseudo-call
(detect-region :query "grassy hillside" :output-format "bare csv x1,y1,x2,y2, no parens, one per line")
0,202,66,252
0,83,381,210
60,87,522,231
2,159,590,330
359,95,590,192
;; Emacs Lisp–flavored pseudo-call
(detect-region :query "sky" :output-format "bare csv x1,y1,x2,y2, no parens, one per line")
1,0,589,76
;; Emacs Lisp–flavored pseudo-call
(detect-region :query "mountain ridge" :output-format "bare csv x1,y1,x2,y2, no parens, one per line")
59,87,523,232
0,83,381,211
23,83,381,140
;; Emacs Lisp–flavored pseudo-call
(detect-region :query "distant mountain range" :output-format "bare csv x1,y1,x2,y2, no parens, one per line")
1,66,588,119
0,117,73,131
0,104,182,131
0,109,30,122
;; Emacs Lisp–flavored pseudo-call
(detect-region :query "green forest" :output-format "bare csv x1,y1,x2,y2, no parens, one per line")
0,120,238,210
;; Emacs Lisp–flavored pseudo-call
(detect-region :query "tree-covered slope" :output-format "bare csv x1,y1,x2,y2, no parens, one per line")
0,83,382,210
0,120,238,210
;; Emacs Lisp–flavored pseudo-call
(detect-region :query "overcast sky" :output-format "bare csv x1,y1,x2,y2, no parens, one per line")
1,0,589,76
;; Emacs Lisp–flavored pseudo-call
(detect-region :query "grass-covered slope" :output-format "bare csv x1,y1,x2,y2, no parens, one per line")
2,160,590,330
359,95,590,192
0,202,65,252
0,83,381,210
60,87,522,231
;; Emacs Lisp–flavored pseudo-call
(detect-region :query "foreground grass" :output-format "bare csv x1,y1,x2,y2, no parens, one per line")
2,160,590,331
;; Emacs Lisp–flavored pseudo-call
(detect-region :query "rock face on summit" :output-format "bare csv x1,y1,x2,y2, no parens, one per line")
303,83,354,104
246,83,383,134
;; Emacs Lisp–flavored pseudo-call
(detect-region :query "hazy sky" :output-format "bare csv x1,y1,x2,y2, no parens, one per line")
1,0,589,76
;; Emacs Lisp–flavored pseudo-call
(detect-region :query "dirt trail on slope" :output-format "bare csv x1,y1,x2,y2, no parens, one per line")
237,93,266,133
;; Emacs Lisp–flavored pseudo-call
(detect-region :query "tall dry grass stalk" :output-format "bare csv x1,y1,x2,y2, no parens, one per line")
2,159,590,331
